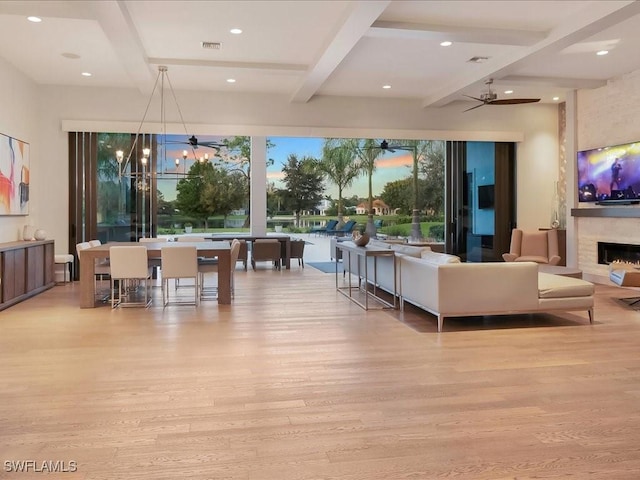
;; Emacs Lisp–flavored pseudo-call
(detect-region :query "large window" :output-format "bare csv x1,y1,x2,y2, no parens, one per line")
70,132,446,249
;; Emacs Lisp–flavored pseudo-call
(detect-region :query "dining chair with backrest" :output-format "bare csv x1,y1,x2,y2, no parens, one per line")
251,239,281,270
177,236,206,242
87,239,111,283
161,245,199,306
198,239,241,300
76,241,111,297
175,237,206,287
139,237,168,271
109,246,153,308
289,239,305,268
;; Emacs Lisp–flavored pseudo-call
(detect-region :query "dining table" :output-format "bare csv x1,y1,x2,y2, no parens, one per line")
78,241,232,308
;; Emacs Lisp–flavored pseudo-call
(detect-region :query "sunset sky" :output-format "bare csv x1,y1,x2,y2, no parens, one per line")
157,135,414,201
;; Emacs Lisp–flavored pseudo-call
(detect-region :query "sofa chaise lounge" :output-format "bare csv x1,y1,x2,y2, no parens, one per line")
342,240,595,332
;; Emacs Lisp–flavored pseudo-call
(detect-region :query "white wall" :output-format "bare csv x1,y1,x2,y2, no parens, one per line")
574,68,640,282
0,58,39,243
1,72,560,253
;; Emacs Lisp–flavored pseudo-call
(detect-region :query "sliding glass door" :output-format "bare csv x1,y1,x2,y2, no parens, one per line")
445,141,516,262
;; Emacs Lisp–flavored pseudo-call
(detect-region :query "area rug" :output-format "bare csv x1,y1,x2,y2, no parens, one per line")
307,261,343,274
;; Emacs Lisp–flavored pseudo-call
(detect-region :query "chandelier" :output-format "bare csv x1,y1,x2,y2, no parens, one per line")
115,66,225,179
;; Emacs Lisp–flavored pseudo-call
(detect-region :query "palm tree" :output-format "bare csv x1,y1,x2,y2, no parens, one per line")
355,139,383,237
318,138,361,227
390,139,424,240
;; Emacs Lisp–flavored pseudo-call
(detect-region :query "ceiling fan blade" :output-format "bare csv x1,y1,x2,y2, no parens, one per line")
463,94,486,102
463,103,486,112
488,98,540,105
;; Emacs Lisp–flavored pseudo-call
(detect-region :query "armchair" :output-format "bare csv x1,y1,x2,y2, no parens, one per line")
502,228,561,265
609,261,640,307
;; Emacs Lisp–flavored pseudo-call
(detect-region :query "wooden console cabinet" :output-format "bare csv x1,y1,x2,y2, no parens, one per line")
0,240,55,311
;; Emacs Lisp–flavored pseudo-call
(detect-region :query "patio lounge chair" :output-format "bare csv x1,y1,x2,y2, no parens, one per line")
310,219,338,236
327,220,357,237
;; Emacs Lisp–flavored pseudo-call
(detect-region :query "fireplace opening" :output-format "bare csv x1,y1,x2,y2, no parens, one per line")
598,242,640,265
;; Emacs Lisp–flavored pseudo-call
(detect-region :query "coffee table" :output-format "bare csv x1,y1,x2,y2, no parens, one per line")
538,264,583,279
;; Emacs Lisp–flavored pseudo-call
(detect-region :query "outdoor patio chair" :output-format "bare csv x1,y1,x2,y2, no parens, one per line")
251,239,281,270
290,239,306,268
327,219,357,237
310,219,337,236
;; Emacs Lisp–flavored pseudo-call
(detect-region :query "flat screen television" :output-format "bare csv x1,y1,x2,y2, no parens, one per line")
578,140,640,202
478,184,494,209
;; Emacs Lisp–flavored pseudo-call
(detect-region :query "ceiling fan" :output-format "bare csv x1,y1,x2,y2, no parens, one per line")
379,140,413,153
463,78,540,112
164,135,226,151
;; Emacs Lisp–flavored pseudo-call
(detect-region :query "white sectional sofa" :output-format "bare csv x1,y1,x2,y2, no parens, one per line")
341,240,595,332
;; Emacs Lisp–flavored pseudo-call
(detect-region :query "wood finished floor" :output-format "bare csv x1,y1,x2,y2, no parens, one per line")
1,266,640,479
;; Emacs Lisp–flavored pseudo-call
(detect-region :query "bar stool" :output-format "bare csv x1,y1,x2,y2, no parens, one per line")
54,254,74,283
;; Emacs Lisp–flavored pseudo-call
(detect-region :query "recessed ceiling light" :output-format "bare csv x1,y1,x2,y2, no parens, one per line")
553,96,560,101
226,78,236,83
230,28,242,34
382,85,391,89
504,90,513,94
27,16,42,23
81,72,92,77
596,50,609,56
440,41,452,47
61,52,80,60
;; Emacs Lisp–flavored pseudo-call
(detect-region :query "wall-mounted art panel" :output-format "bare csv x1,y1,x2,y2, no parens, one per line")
0,132,30,215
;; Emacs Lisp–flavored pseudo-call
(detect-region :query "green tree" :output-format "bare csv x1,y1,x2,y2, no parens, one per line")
201,168,246,226
175,161,216,228
281,154,324,226
355,138,384,235
318,138,361,226
380,178,414,214
419,141,445,215
157,190,175,216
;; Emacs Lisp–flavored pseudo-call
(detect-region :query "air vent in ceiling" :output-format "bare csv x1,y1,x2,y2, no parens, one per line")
201,42,221,50
467,56,490,63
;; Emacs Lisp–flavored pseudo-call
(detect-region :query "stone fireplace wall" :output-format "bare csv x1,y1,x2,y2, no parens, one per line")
575,69,640,283
578,217,640,282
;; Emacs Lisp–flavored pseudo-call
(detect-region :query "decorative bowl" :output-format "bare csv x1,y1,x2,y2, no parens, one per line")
353,232,370,247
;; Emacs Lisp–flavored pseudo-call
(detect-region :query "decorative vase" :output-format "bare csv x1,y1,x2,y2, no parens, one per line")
34,229,47,240
353,231,370,247
22,225,36,241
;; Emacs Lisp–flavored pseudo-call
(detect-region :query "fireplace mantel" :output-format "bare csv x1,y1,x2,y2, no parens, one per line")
571,207,640,218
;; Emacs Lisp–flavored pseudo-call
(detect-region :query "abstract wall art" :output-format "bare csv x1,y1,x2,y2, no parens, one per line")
0,132,30,215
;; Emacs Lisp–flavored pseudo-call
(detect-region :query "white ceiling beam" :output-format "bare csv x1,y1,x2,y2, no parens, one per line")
290,0,391,104
422,0,640,108
89,0,155,94
368,21,547,46
499,75,606,90
148,58,306,73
